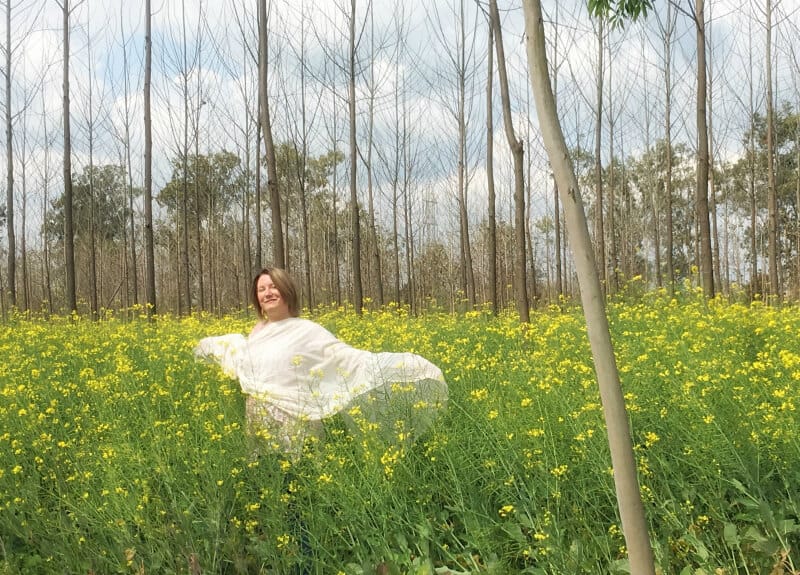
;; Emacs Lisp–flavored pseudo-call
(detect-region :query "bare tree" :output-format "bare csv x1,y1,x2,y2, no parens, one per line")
490,0,529,322
523,1,655,573
144,0,157,316
693,0,714,297
258,0,285,268
656,2,677,292
593,16,607,290
486,19,498,314
4,0,14,308
58,0,79,313
763,0,779,299
347,0,363,313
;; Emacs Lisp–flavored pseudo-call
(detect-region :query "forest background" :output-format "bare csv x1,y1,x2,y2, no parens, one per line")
1,0,799,317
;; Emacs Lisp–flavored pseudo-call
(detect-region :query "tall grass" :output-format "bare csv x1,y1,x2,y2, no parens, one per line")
1,291,799,574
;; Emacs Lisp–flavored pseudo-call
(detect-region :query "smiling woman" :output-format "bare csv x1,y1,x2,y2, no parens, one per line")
194,268,448,455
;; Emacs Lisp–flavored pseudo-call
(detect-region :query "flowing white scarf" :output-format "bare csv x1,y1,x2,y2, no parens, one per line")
195,318,447,445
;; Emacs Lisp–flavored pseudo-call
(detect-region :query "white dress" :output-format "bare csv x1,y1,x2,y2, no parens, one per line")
195,317,448,451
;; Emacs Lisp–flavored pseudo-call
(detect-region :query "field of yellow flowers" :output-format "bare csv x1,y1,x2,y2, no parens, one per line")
1,291,799,574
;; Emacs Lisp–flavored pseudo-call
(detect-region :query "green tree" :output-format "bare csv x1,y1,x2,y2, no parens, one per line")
524,1,656,574
46,165,132,244
157,151,244,221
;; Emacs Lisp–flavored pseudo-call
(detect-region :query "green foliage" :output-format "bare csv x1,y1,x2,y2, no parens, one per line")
45,164,135,243
158,151,245,219
2,294,800,573
587,0,654,27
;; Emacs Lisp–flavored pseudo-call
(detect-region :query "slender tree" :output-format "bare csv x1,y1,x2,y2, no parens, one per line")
486,20,498,314
693,0,714,297
523,1,656,573
490,0,528,322
258,0,285,268
347,0,363,313
59,0,78,313
764,0,779,299
144,0,157,316
4,0,14,307
593,15,607,289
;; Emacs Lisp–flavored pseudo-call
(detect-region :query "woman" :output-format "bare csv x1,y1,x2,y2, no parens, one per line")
195,267,448,454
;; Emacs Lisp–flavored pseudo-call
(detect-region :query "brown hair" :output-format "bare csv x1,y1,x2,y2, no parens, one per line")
250,267,300,319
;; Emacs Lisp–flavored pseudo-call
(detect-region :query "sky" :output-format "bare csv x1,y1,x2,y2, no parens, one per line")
2,0,799,248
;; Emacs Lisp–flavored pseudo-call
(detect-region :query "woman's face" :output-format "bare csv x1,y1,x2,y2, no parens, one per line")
256,274,290,321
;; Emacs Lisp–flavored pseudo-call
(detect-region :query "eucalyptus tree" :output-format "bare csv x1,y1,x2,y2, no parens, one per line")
523,0,656,573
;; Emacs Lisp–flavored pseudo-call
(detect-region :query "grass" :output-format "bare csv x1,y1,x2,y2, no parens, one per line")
1,289,799,574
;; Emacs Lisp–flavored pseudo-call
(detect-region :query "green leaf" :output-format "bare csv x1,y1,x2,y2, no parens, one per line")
722,522,740,547
504,522,527,543
682,532,709,561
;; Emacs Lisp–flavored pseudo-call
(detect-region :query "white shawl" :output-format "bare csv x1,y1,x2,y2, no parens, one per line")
195,317,447,438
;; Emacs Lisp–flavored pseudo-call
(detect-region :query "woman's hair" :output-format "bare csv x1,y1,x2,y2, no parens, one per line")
251,267,300,319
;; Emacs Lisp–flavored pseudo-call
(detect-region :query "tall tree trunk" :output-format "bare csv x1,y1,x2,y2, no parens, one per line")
523,3,655,573
180,0,192,313
594,17,606,291
144,0,157,316
20,151,28,312
258,0,284,268
607,44,617,294
490,0,528,322
87,22,98,319
747,14,758,297
661,2,675,293
554,175,563,298
4,0,15,308
41,89,53,313
486,22,498,314
255,125,263,269
62,0,77,313
348,0,363,313
366,5,383,306
194,25,205,311
695,0,714,297
456,0,475,308
121,12,138,307
765,0,779,299
707,7,722,294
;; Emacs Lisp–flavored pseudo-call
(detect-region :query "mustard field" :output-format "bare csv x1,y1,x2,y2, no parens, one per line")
1,292,799,574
